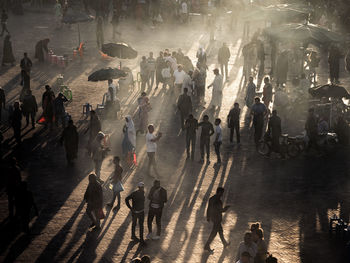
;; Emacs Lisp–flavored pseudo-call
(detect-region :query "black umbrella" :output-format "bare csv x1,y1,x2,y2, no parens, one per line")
62,9,94,45
309,84,350,99
88,68,127,82
101,43,138,59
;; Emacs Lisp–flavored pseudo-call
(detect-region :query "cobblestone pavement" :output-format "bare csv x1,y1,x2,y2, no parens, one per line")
0,9,349,263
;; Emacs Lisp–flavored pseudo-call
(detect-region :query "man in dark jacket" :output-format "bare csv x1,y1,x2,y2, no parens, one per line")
21,90,37,128
147,180,167,240
218,42,230,79
227,102,241,145
54,93,68,128
177,87,192,130
204,187,230,252
60,120,79,166
267,110,284,158
185,114,198,160
0,86,5,123
126,182,146,244
11,102,22,144
84,174,103,230
198,115,214,163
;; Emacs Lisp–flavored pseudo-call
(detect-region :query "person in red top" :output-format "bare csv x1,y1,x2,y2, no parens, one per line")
107,156,123,211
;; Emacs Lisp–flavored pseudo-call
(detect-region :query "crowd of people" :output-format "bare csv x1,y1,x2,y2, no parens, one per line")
1,0,350,262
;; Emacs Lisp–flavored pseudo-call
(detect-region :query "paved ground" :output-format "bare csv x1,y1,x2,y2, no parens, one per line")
0,8,350,263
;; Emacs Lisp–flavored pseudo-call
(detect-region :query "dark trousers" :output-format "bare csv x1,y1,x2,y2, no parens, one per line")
214,141,222,163
132,211,144,241
200,137,210,160
141,74,149,91
205,221,226,248
86,205,100,227
329,63,339,83
253,117,264,146
0,23,9,36
25,112,36,127
147,207,162,236
229,122,240,143
180,111,189,129
220,63,228,78
186,134,196,159
110,191,121,207
147,152,159,176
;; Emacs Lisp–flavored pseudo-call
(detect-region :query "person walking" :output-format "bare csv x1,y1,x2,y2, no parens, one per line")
21,90,37,129
0,86,5,123
60,120,79,166
107,156,123,211
218,42,230,79
54,93,68,128
155,51,166,89
208,68,223,111
193,64,207,105
251,97,267,148
147,52,156,89
161,61,173,90
86,110,101,154
185,114,198,160
2,34,15,66
20,53,32,91
214,118,223,165
267,110,284,158
137,92,151,134
42,85,55,129
125,182,146,245
140,56,150,92
0,9,9,36
84,174,103,230
196,46,207,68
177,87,192,130
11,102,22,144
262,77,272,109
96,16,104,49
122,115,136,165
227,102,241,145
146,124,162,177
173,64,187,97
198,115,214,164
147,180,167,240
204,187,230,253
91,132,109,181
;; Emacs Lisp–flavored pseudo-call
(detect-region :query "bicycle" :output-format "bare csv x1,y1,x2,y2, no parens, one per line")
257,133,301,158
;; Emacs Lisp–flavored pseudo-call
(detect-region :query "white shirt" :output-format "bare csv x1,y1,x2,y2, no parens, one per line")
181,2,188,14
165,56,177,71
162,67,171,79
174,70,186,84
146,132,157,152
236,242,257,263
215,125,222,142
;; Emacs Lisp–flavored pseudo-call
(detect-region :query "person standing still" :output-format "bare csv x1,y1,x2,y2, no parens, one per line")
21,89,37,129
204,187,230,253
107,156,123,211
147,52,156,89
60,120,79,166
218,42,230,80
146,124,162,177
262,77,272,109
140,56,150,92
198,115,214,164
0,86,5,123
147,180,167,240
84,174,103,230
251,97,267,148
177,87,192,130
125,182,146,245
0,9,9,36
227,102,241,145
214,118,223,165
173,64,187,98
20,53,32,91
185,114,198,160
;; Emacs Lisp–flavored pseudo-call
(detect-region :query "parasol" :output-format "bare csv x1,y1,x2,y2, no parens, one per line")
309,84,350,99
62,8,94,45
88,68,127,82
101,43,138,59
264,23,344,45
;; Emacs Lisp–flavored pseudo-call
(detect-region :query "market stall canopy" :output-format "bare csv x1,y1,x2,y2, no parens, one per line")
309,84,350,99
264,23,344,45
88,68,127,82
101,43,138,59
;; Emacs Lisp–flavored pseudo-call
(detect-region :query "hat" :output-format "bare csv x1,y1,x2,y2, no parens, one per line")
138,182,144,187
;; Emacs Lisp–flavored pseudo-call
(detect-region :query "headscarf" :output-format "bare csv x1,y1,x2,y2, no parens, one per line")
125,115,136,148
